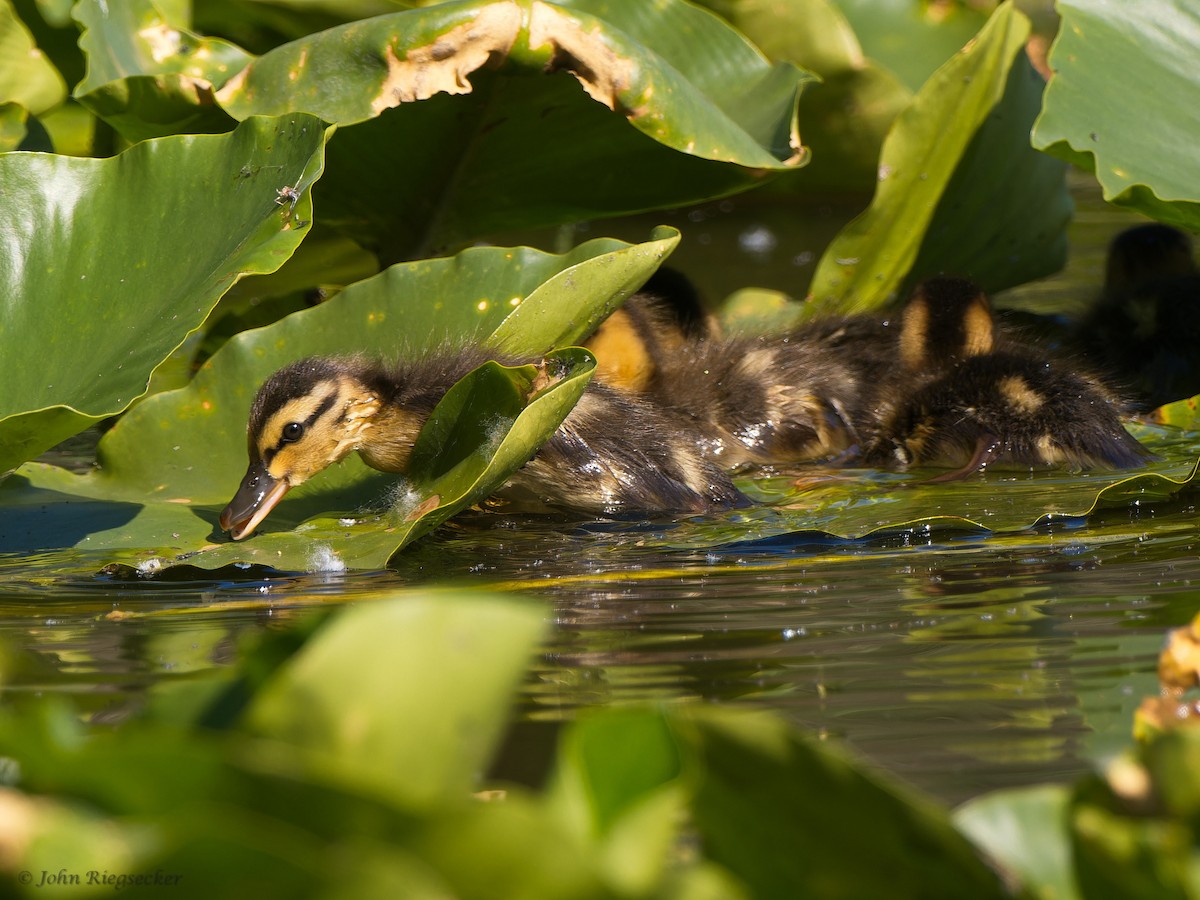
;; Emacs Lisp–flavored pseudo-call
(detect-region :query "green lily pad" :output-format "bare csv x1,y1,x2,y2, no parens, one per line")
73,0,251,141
246,591,548,808
697,0,912,192
0,112,329,478
1032,0,1200,232
215,0,811,261
0,0,66,114
806,3,1066,315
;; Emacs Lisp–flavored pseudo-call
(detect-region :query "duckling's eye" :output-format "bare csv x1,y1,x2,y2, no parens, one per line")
281,422,305,443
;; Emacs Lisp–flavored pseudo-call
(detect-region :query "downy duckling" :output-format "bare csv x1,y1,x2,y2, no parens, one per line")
585,267,715,394
587,269,873,464
219,351,747,540
867,277,1153,477
1076,223,1200,409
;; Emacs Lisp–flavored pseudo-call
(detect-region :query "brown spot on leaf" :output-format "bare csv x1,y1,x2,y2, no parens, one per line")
372,3,522,113
528,1,635,112
405,494,442,521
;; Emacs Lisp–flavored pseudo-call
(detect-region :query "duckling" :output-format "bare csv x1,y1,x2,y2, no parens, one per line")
586,269,873,464
585,267,715,394
866,276,1153,477
219,351,748,540
1076,223,1200,409
646,329,869,465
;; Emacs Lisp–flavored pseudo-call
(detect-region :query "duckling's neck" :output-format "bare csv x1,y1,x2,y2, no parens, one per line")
352,395,425,473
342,350,495,473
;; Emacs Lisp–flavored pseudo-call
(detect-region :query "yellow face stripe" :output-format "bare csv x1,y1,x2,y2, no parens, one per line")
257,382,341,458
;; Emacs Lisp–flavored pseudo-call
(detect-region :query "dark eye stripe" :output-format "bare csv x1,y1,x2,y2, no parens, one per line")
267,391,338,456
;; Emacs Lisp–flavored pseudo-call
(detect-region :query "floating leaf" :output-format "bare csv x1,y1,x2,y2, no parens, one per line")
216,0,810,260
1032,0,1200,232
0,113,328,477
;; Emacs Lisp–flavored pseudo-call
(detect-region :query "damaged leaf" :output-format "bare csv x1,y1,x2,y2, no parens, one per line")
215,0,811,260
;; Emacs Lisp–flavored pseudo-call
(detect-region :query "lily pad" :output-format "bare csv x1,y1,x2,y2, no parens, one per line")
0,0,66,115
1032,0,1200,232
73,0,250,141
806,3,1066,315
0,112,329,477
246,591,548,808
215,0,811,261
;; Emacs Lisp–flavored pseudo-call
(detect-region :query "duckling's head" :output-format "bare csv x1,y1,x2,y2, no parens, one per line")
219,358,388,540
899,276,994,372
1105,223,1196,292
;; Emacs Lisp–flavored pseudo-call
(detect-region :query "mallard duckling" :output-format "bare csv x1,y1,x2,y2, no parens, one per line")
585,267,715,394
867,277,1153,477
1076,223,1200,409
219,351,747,540
586,269,874,463
646,329,870,464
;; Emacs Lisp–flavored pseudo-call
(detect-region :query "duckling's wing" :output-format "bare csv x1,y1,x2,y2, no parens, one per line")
514,386,749,515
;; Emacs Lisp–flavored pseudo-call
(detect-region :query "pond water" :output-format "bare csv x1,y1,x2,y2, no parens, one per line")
1,177,1194,806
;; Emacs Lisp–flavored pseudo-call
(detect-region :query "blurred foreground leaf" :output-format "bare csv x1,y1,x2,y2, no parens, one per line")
246,592,548,808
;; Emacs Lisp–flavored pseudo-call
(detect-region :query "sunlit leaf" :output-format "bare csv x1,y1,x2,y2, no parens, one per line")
1032,0,1200,232
0,113,328,477
216,0,810,261
73,0,251,141
806,3,1065,315
246,592,547,808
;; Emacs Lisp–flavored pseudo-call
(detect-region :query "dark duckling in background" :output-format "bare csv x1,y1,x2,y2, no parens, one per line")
866,277,1153,478
1075,223,1200,410
219,350,747,540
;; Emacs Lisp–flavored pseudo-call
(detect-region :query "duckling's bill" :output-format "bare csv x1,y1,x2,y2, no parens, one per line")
219,460,291,540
